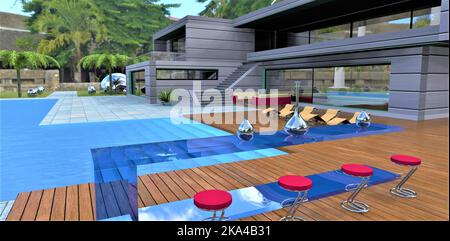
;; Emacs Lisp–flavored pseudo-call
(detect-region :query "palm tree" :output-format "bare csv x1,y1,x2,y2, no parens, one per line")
80,54,129,94
33,0,105,83
0,50,60,98
197,0,228,18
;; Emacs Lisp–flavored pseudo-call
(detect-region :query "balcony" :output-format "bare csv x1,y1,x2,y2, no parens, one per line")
150,51,185,61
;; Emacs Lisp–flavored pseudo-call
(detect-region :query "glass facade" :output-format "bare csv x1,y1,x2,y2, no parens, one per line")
258,5,441,50
266,65,391,111
352,12,411,37
171,37,186,53
412,6,441,28
310,23,352,43
266,69,314,103
156,69,218,80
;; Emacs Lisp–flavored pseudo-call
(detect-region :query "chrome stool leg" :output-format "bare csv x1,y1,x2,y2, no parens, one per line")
280,191,308,221
202,209,229,221
341,177,370,213
390,166,418,198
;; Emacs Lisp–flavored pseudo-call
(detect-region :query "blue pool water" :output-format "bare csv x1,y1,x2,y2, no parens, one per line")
315,91,389,106
92,117,402,220
0,99,284,201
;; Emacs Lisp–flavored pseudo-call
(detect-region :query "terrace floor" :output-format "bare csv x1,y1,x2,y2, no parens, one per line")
5,112,448,221
41,91,253,125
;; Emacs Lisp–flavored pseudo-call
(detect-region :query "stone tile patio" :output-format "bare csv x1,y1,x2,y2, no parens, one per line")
41,91,254,125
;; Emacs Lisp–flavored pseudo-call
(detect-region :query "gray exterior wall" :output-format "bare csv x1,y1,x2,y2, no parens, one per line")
126,60,241,104
184,17,254,62
153,16,255,62
441,0,449,41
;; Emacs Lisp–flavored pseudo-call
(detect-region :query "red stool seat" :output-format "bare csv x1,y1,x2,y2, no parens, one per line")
342,164,373,177
278,175,313,192
391,155,421,166
194,190,232,211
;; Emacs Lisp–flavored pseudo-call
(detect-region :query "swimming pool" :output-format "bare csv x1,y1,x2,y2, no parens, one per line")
92,121,403,220
0,99,283,201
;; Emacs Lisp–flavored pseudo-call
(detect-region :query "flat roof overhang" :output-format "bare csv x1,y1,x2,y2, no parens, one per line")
153,17,188,42
233,0,441,31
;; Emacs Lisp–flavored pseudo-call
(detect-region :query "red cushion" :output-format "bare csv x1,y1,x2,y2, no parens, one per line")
194,190,232,211
391,155,422,166
278,175,313,191
342,164,373,177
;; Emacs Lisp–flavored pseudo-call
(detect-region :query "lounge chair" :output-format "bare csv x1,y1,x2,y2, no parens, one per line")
327,116,350,126
349,112,361,124
300,106,319,121
316,109,340,124
327,111,361,126
278,104,295,118
261,107,277,116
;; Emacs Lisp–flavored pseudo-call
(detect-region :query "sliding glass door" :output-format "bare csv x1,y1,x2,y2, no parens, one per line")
265,64,391,111
130,71,145,96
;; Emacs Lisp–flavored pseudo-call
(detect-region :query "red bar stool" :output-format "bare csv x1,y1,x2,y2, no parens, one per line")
390,155,421,198
341,164,374,213
194,190,232,221
278,175,313,221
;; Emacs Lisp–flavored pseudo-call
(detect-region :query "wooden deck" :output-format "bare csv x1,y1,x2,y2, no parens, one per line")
6,112,449,221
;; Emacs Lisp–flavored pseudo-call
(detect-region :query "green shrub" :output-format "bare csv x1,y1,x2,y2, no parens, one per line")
158,89,173,103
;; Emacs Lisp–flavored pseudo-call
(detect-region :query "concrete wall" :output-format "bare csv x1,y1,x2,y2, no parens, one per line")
0,69,60,92
237,46,449,120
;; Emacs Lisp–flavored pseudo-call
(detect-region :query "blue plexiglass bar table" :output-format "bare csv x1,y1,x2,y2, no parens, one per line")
91,123,403,221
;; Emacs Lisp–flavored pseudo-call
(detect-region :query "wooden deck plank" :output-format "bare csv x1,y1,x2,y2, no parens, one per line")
65,185,79,221
50,187,66,221
137,177,156,207
36,189,55,221
139,175,168,205
7,192,30,221
99,183,122,219
21,190,43,221
148,174,178,203
78,184,93,221
157,172,190,200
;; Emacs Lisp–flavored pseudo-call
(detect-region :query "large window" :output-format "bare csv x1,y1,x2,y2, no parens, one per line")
257,5,441,51
352,12,411,37
171,37,186,53
412,6,441,28
266,65,391,111
156,69,218,80
266,69,314,103
310,23,352,43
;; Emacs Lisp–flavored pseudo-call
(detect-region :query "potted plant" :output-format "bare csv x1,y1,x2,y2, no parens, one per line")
158,89,174,105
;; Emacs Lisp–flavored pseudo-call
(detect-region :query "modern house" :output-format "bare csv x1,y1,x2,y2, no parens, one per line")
126,0,449,120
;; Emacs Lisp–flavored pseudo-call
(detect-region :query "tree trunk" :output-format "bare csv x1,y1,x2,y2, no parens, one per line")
74,45,82,83
109,70,113,94
16,69,22,98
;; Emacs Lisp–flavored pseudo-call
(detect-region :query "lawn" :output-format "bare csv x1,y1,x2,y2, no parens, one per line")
0,91,53,99
77,90,126,97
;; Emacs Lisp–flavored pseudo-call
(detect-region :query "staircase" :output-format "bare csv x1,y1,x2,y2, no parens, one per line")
197,63,258,107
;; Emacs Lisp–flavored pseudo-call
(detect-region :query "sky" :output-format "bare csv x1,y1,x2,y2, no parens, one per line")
0,0,206,18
